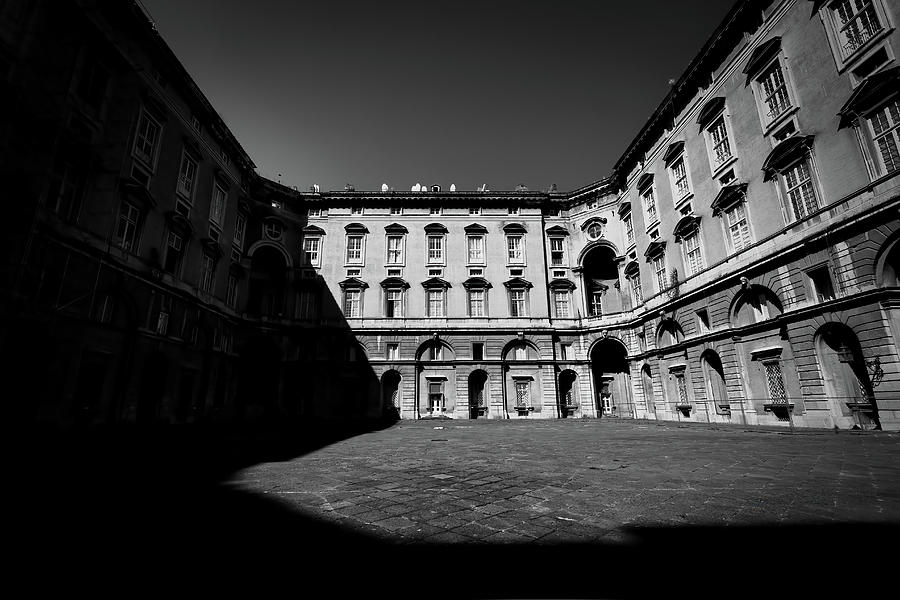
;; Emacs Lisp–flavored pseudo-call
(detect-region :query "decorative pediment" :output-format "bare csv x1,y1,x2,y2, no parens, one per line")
503,277,533,289
141,93,168,122
623,260,640,277
338,277,369,290
750,346,784,361
201,237,223,260
580,217,608,231
697,97,726,129
662,140,685,165
637,173,654,191
424,222,448,234
644,239,666,261
710,182,748,215
743,37,781,83
502,223,527,234
464,223,488,234
384,223,408,234
837,66,900,129
302,225,326,235
181,135,204,160
548,278,576,291
380,277,409,290
545,225,569,237
617,199,632,216
672,214,701,241
761,135,815,181
421,277,451,289
122,180,157,209
165,211,194,238
462,277,492,290
345,222,369,234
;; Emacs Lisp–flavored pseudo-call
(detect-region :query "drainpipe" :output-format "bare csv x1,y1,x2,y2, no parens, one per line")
501,362,509,418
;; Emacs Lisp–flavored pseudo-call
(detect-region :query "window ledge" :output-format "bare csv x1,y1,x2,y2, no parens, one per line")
673,192,694,211
836,28,894,75
711,155,739,179
762,105,800,138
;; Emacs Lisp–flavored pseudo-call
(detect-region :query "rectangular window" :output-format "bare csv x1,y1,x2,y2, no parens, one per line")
758,60,792,124
133,110,161,167
624,214,634,246
554,290,570,317
509,206,519,215
670,156,691,199
177,152,198,199
430,207,441,215
427,235,444,264
430,345,443,361
343,290,361,318
116,202,140,252
808,266,836,302
427,290,445,317
696,308,710,333
156,309,169,335
427,268,443,277
199,253,215,293
550,238,565,266
509,289,527,317
429,381,444,412
675,373,689,405
764,361,788,403
226,274,238,309
303,237,321,266
386,235,404,264
469,207,480,215
467,236,485,264
514,380,531,408
831,0,883,59
682,231,704,276
642,186,658,226
164,232,183,275
468,289,485,317
209,184,226,225
783,159,819,220
653,254,668,293
629,274,643,307
233,213,246,251
387,268,402,277
469,268,484,277
387,343,399,361
869,99,900,175
589,291,603,317
386,289,403,318
725,202,752,252
346,236,363,264
560,343,572,361
351,206,363,215
507,235,524,264
390,207,402,215
709,115,733,167
472,342,484,361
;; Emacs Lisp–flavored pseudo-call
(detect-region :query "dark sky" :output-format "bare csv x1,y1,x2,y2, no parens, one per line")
140,0,736,193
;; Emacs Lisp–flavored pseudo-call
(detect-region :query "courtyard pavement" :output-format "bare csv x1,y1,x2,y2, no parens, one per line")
15,418,900,598
232,418,900,543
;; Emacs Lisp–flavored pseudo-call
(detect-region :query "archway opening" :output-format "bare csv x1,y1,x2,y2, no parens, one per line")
700,350,730,417
558,369,578,417
247,246,288,317
582,245,621,316
381,370,402,418
468,369,488,419
236,336,281,419
590,339,630,418
815,323,880,429
641,364,655,414
882,239,900,286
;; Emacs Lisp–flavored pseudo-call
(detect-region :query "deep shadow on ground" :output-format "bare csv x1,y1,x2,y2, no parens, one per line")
11,421,895,599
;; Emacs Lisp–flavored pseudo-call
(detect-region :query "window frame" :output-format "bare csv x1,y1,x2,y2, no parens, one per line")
506,234,525,266
751,54,798,134
116,201,141,253
653,252,668,294
553,289,571,318
723,200,753,254
777,155,822,223
508,288,529,318
467,288,487,317
386,234,406,266
426,234,446,266
681,229,705,277
704,111,738,177
176,149,199,203
343,288,363,318
209,182,227,227
426,288,446,318
640,183,659,230
163,231,185,276
549,236,567,267
865,96,900,177
466,234,486,265
199,252,216,294
345,234,366,266
667,153,693,206
384,287,405,318
820,0,891,71
303,236,322,267
132,108,162,171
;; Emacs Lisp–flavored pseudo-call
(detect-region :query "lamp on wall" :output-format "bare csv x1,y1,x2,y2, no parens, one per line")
867,356,884,387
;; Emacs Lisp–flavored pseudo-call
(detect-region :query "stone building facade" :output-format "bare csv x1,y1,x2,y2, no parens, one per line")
2,0,899,429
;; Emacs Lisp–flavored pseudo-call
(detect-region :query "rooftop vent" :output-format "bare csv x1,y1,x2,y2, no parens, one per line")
431,184,441,192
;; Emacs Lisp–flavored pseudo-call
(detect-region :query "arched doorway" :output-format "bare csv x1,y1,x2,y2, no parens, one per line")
558,369,578,417
641,364,655,415
381,370,402,417
815,323,880,429
700,350,729,417
468,369,488,419
581,244,622,316
590,338,631,418
247,246,288,317
236,336,281,419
